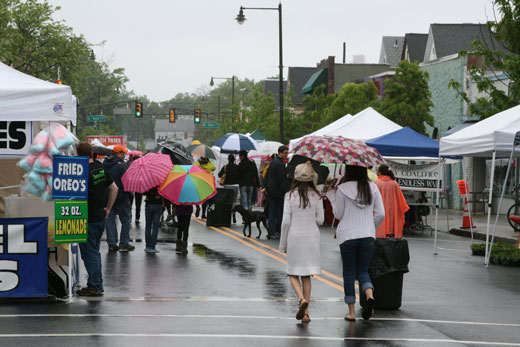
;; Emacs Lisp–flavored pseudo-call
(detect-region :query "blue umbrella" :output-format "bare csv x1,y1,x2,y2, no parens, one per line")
213,133,260,152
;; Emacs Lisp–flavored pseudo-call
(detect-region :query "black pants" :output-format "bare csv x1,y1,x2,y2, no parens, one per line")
195,203,208,217
129,193,143,221
177,214,191,243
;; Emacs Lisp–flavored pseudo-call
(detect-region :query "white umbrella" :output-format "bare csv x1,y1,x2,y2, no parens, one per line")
248,141,283,159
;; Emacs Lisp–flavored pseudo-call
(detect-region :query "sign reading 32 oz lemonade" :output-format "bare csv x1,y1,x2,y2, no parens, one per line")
54,200,88,243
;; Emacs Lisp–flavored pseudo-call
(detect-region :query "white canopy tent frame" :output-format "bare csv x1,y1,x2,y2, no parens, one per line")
439,104,520,265
0,62,78,299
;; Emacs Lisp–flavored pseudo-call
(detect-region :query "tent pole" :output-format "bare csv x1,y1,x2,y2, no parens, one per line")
486,150,514,267
461,158,474,239
485,151,496,263
433,156,442,255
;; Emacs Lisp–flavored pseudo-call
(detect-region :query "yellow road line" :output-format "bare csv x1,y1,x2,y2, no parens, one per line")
192,218,344,293
220,226,345,284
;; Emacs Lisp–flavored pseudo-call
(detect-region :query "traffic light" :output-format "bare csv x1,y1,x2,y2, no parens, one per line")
169,109,176,123
194,109,201,123
135,102,143,118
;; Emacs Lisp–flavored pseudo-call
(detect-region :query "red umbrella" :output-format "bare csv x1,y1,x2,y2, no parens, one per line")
122,153,173,193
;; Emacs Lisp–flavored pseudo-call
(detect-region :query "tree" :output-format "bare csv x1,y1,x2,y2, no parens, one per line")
301,85,336,132
324,82,379,126
448,0,520,119
379,60,434,135
0,0,90,94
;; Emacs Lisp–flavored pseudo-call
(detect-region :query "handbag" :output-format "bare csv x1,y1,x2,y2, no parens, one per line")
219,165,227,185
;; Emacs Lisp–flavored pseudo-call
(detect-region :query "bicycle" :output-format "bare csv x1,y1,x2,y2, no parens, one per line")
506,185,520,232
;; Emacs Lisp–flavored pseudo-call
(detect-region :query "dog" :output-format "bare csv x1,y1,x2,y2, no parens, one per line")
231,205,269,239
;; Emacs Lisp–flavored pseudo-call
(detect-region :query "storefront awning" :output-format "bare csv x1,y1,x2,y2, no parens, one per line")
301,69,328,94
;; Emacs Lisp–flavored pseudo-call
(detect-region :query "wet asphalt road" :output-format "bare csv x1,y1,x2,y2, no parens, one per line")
1,209,520,346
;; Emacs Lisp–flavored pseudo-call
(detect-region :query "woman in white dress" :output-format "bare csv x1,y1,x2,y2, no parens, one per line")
279,162,324,323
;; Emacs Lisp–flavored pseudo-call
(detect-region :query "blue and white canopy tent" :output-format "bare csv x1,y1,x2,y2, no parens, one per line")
366,127,448,254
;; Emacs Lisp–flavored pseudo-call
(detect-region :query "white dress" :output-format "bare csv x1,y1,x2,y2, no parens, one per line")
279,191,324,276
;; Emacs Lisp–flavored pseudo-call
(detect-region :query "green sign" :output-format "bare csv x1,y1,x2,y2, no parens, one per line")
203,122,219,128
87,115,106,122
54,200,88,243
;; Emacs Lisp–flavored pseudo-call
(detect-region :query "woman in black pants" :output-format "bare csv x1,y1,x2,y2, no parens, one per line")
175,204,193,254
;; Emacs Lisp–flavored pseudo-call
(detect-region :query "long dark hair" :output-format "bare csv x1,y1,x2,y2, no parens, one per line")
339,165,372,205
289,180,320,209
377,164,395,180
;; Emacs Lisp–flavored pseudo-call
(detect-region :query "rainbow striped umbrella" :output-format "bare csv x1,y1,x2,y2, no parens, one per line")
159,165,216,205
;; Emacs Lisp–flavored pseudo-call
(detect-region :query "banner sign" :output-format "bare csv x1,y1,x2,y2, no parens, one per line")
0,217,48,298
54,200,88,244
0,121,32,157
52,156,89,200
387,160,443,192
86,135,127,147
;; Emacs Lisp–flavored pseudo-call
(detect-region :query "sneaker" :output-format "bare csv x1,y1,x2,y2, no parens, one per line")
144,248,160,253
118,244,136,252
108,245,119,251
76,286,103,297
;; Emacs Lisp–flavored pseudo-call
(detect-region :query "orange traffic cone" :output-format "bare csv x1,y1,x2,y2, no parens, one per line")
461,197,475,229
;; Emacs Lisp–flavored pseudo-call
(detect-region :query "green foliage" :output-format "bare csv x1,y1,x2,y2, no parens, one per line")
449,0,520,119
301,85,336,132
379,60,434,135
324,82,379,125
0,0,90,95
471,242,520,266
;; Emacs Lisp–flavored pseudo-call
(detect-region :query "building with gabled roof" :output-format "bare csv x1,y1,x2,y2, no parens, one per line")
379,36,405,67
401,33,428,63
423,23,506,62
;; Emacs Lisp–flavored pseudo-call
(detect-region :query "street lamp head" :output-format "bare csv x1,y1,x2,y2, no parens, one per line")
210,77,214,87
236,7,246,25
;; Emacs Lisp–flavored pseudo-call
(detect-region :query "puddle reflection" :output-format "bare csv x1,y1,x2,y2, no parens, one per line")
192,243,256,278
264,270,287,298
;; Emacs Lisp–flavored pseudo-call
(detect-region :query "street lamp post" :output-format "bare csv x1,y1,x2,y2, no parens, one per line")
236,3,284,143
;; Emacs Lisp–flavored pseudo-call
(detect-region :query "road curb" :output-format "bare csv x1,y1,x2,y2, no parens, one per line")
449,228,517,244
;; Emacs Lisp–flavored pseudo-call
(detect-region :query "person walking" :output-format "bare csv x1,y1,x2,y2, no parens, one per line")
218,154,240,223
194,156,216,219
374,164,409,238
103,145,135,252
175,204,194,254
279,162,324,323
76,142,118,296
265,146,290,239
128,155,143,226
331,165,385,321
143,187,163,253
237,150,260,211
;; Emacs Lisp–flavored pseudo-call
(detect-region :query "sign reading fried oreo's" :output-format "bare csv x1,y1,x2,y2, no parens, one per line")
52,156,89,200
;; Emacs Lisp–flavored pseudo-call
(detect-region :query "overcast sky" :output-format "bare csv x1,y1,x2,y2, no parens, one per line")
47,0,494,102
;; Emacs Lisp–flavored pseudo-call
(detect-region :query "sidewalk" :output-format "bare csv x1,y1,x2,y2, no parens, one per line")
434,209,519,244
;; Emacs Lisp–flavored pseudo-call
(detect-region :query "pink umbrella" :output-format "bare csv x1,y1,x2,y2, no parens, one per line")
127,150,143,156
122,153,173,193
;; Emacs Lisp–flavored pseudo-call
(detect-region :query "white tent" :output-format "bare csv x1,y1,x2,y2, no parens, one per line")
289,113,354,150
323,107,402,140
440,104,520,157
439,104,520,265
0,62,77,125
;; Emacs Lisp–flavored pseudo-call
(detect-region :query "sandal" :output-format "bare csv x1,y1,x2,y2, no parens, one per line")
362,298,375,320
302,313,311,323
344,315,356,322
296,299,308,320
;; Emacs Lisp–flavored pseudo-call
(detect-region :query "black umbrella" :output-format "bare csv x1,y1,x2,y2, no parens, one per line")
158,140,193,165
92,145,112,156
288,154,330,185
